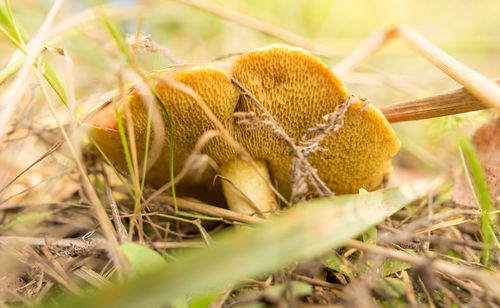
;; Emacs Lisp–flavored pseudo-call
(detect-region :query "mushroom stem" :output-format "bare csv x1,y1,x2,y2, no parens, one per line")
220,158,278,217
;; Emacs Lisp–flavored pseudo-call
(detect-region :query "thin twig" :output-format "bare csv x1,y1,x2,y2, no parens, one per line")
401,270,417,307
0,140,62,195
292,273,343,290
208,285,233,308
214,175,266,218
141,130,220,209
382,78,499,123
417,275,436,308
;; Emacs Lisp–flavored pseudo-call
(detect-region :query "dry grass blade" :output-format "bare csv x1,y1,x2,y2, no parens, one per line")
155,195,263,224
0,0,64,144
170,0,341,59
0,140,62,197
33,63,129,272
382,78,499,122
102,169,129,244
331,28,424,96
396,25,500,111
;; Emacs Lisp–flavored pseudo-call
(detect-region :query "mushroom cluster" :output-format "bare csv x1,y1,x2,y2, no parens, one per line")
88,45,401,217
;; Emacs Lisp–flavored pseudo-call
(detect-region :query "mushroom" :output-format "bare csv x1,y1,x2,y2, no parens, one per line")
88,45,400,218
88,65,278,217
231,45,401,196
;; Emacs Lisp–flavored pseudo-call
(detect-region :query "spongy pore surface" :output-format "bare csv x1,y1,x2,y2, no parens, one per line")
89,65,240,188
231,45,401,195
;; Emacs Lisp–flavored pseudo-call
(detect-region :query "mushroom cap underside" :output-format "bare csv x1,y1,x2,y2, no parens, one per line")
88,65,240,189
231,44,401,195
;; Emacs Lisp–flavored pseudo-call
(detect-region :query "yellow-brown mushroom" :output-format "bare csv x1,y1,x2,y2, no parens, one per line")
231,45,401,197
88,45,400,218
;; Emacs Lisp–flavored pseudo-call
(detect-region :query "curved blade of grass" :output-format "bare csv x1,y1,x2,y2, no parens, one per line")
3,0,25,45
457,136,500,267
45,178,436,308
114,104,139,196
43,62,68,105
153,92,178,212
96,8,132,64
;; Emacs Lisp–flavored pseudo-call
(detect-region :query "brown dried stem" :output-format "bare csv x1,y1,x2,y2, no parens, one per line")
382,78,499,123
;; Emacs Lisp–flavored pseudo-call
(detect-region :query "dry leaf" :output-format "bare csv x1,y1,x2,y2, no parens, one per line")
452,117,500,208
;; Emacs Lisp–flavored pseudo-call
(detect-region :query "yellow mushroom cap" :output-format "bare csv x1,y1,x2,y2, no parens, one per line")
231,44,401,195
88,65,240,188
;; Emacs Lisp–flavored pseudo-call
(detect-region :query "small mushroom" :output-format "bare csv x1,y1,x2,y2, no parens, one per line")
231,45,401,196
88,65,278,216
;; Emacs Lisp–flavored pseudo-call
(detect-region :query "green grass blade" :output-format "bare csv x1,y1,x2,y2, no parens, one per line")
114,104,138,197
138,53,161,196
0,2,24,43
153,92,178,213
0,23,24,52
0,57,23,83
42,63,68,105
120,243,167,276
96,9,132,64
458,136,500,266
3,0,25,45
44,179,435,308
